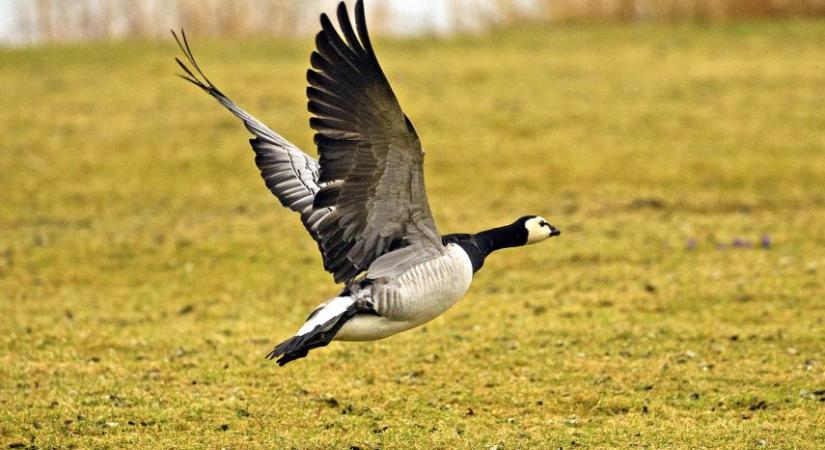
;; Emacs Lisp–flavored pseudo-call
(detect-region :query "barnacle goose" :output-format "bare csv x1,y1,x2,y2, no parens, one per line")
174,0,561,366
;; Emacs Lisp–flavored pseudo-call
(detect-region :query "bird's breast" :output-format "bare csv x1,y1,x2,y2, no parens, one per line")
385,243,474,321
336,244,474,341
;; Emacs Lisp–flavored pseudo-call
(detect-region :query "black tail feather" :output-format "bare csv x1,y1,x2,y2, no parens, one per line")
266,307,358,366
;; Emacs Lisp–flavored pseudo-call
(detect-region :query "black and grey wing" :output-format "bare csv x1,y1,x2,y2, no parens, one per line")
308,1,444,283
173,30,333,250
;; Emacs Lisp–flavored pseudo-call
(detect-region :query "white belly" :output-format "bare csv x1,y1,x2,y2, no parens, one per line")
336,244,474,341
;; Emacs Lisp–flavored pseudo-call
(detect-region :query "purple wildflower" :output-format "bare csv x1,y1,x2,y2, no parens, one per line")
732,238,751,248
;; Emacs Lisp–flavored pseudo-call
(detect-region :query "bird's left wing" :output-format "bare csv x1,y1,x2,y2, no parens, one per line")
173,31,334,256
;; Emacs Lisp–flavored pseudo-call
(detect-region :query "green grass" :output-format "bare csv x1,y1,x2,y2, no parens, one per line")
2,20,824,449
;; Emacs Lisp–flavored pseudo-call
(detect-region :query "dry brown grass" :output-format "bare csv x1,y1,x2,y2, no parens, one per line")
544,0,825,21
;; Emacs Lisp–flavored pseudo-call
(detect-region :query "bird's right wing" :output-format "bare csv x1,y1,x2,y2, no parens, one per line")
173,30,333,252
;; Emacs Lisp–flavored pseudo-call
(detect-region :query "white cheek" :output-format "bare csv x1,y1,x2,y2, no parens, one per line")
525,219,549,245
527,230,548,244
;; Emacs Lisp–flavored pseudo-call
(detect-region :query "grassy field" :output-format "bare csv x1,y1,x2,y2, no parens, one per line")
1,20,824,449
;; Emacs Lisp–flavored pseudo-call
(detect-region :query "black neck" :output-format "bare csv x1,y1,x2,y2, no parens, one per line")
444,221,528,273
475,223,527,257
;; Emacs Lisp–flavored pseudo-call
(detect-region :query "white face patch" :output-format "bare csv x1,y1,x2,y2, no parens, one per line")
525,216,554,245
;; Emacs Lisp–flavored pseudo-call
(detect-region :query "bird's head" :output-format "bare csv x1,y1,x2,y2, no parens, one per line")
517,215,561,245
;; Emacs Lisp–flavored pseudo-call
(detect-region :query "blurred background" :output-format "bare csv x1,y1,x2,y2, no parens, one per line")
2,1,824,448
3,0,825,44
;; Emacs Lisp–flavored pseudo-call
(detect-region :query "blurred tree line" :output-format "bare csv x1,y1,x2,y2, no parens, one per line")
8,0,825,44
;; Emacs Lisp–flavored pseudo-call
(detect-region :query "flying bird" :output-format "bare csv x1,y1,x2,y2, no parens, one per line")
173,0,561,366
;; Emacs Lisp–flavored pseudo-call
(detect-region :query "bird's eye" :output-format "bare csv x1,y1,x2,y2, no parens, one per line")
540,221,549,228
